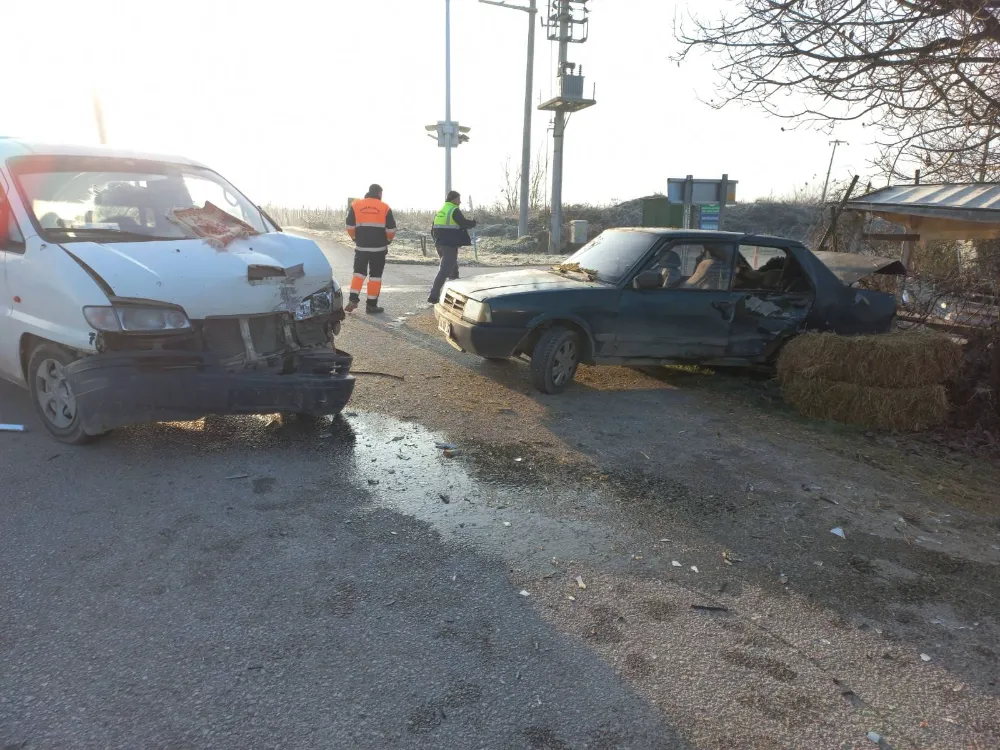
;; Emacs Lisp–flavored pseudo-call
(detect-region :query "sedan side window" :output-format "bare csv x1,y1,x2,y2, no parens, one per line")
636,242,734,290
734,245,811,293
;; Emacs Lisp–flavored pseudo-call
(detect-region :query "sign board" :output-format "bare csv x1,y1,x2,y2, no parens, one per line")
699,203,720,230
666,178,737,205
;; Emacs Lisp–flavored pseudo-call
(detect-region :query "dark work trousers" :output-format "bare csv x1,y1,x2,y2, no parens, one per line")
349,250,387,305
429,244,459,302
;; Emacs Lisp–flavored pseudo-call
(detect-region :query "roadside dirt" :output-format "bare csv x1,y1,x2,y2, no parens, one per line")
339,312,1000,749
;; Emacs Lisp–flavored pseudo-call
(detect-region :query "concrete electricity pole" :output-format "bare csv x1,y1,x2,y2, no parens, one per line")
445,0,453,195
92,90,107,145
480,0,538,238
539,0,594,254
821,139,848,203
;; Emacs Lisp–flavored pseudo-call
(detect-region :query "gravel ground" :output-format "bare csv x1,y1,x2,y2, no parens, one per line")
340,311,1000,749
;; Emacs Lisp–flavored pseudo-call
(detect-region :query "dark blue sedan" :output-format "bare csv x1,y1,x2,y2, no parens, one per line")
434,228,904,393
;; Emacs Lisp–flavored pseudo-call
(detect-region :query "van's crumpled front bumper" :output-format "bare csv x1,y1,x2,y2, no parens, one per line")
64,348,355,435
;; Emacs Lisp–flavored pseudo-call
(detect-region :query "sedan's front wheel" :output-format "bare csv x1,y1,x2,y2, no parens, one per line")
530,326,580,394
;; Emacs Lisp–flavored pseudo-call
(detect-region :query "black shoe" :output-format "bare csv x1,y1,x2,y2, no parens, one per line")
366,304,385,315
427,296,439,304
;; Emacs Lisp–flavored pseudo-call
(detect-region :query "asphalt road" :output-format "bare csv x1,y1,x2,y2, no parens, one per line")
0,387,681,749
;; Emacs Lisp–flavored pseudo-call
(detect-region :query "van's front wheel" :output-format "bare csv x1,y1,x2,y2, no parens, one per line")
27,343,97,445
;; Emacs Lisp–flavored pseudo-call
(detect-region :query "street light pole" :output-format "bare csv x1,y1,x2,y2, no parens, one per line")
445,0,453,196
480,0,538,238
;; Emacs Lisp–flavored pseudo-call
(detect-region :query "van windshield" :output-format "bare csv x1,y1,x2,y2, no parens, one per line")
9,155,270,243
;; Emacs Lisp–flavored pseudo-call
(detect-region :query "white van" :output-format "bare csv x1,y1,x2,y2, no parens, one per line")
0,139,354,443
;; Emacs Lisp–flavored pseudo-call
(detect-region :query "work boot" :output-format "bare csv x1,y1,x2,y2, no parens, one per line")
366,303,385,315
427,295,439,304
345,299,359,313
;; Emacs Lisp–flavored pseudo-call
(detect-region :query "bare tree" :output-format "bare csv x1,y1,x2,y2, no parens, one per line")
499,157,519,215
529,147,546,211
674,1,1000,182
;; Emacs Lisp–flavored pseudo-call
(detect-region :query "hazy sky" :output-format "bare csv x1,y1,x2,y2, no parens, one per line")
3,0,879,211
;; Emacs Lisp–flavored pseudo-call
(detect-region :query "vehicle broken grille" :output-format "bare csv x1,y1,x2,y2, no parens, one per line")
202,319,246,362
248,315,283,357
202,314,289,364
442,291,467,316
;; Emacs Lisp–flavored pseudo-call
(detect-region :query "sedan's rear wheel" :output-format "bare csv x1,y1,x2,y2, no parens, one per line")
530,326,580,394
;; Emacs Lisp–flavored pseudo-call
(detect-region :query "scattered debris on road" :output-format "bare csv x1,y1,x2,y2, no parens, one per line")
921,653,932,662
353,370,406,381
672,561,682,567
503,521,512,527
575,576,587,590
690,566,699,573
519,590,531,597
443,449,459,458
0,424,26,432
723,550,743,565
225,473,249,480
440,493,450,504
691,604,729,613
435,442,458,450
831,527,847,539
866,731,882,744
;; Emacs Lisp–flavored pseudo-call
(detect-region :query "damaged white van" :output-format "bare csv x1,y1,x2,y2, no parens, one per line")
0,139,354,443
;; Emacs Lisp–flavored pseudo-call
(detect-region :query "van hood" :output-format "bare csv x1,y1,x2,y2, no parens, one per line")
58,232,335,318
448,269,601,299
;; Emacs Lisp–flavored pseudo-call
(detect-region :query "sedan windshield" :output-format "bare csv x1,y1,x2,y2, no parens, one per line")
9,155,270,243
554,230,657,285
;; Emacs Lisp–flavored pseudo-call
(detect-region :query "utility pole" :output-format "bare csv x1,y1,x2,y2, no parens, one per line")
92,90,107,145
539,0,594,254
821,139,848,203
445,0,453,196
480,0,537,238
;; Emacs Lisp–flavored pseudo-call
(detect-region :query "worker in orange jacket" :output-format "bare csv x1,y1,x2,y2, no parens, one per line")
345,184,397,314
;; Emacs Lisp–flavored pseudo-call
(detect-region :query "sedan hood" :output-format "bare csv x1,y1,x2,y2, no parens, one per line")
58,233,335,318
447,269,600,299
812,251,907,285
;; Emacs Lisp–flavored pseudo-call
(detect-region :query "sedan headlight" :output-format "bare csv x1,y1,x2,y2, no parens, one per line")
295,284,336,320
84,305,191,333
462,299,492,324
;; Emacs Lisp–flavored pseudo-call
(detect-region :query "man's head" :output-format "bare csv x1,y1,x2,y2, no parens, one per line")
366,184,384,200
446,190,461,205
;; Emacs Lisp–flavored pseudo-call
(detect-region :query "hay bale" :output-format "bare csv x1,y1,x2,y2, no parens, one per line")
777,331,962,388
782,378,949,432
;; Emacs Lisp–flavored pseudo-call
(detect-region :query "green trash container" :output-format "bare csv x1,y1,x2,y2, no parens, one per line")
640,197,692,228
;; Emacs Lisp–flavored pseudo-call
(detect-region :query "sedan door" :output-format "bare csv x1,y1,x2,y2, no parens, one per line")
727,243,814,362
615,241,737,360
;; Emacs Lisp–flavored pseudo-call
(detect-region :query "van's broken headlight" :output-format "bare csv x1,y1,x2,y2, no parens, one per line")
295,285,335,320
84,305,192,332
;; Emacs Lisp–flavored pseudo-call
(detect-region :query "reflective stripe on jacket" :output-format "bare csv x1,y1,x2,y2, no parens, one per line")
346,197,397,252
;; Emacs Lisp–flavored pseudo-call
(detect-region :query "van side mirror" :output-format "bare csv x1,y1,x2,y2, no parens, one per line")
634,269,664,290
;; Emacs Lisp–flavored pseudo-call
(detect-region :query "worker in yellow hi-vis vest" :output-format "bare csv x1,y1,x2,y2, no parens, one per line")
428,190,477,304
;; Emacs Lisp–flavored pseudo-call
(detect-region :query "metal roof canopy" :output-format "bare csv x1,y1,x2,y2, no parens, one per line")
844,183,1000,241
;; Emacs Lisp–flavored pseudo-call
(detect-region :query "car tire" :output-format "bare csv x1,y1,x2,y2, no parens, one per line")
530,326,580,394
27,342,98,445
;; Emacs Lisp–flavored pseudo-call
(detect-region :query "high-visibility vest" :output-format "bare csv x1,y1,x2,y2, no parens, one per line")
433,202,459,228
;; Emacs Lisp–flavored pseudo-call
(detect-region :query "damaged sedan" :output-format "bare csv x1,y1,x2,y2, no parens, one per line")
0,140,353,443
435,228,905,393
